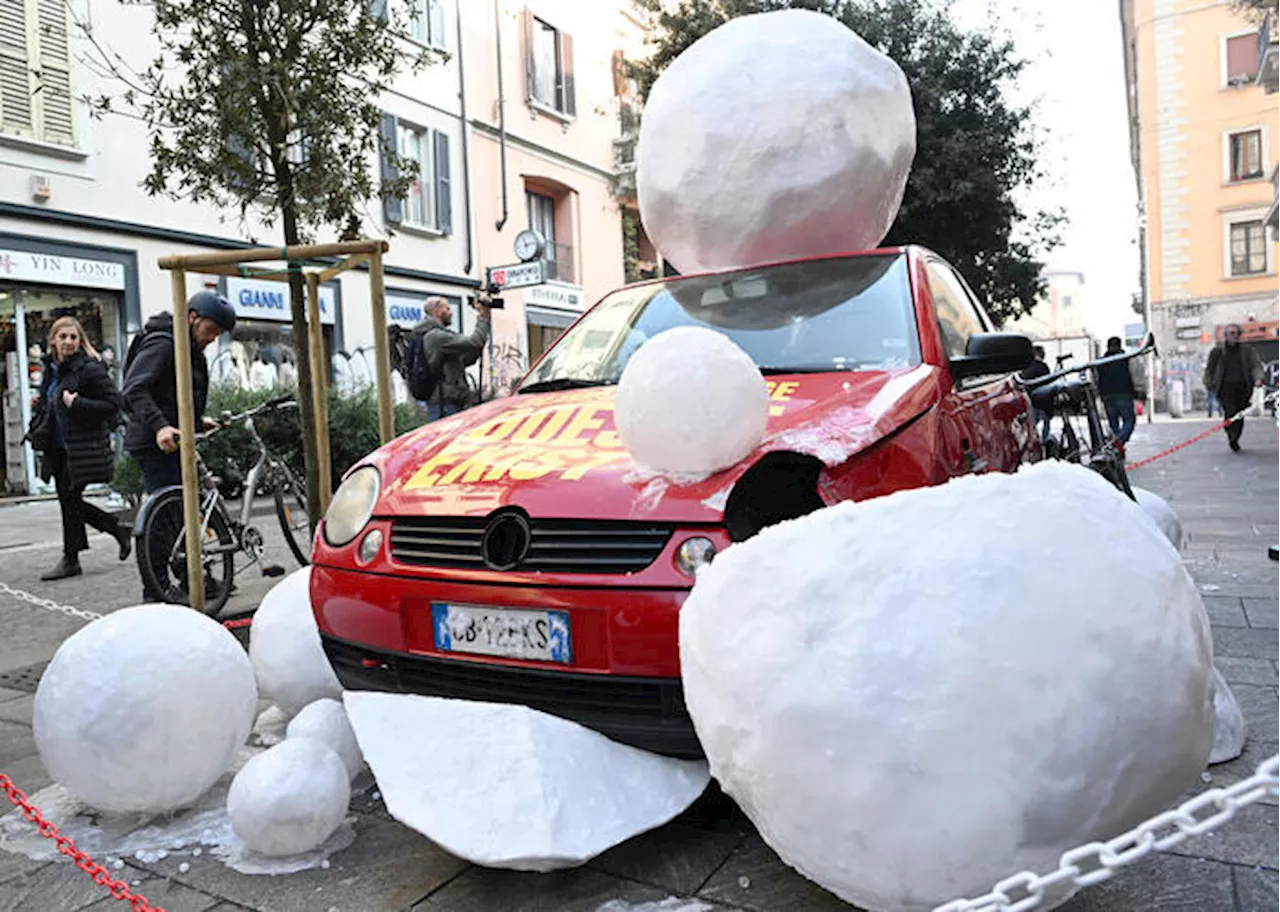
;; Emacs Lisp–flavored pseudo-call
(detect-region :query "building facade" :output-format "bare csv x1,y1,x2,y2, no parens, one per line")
1121,0,1280,411
0,0,640,493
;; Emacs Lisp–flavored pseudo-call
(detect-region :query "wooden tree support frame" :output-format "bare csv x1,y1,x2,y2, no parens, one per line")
156,239,392,612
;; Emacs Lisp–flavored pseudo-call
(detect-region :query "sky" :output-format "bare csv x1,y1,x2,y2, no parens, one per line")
951,0,1143,339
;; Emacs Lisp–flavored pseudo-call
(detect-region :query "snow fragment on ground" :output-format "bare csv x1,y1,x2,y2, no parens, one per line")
637,9,915,274
249,567,342,717
345,692,710,871
595,900,715,912
1133,487,1184,552
250,705,290,748
680,461,1213,912
615,327,768,477
286,698,364,781
228,739,351,857
1209,667,1246,764
34,605,257,814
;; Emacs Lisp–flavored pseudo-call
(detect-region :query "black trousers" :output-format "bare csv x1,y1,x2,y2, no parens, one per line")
51,448,119,558
1219,383,1252,445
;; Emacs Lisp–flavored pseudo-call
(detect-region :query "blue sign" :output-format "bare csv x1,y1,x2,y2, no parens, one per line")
224,276,336,325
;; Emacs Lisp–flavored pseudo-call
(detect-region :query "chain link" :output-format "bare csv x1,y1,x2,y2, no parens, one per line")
934,753,1280,912
0,773,166,912
0,580,102,622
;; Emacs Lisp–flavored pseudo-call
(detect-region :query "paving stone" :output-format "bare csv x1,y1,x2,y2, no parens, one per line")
1207,627,1279,662
0,859,111,912
0,723,36,768
410,866,675,911
0,848,45,887
1203,597,1248,627
1204,739,1280,806
1215,657,1278,687
588,822,744,896
1166,803,1278,869
1055,853,1236,911
0,697,33,727
1242,599,1279,630
696,834,859,912
1,749,52,794
1228,685,1279,737
1234,864,1279,912
79,863,222,912
0,692,24,706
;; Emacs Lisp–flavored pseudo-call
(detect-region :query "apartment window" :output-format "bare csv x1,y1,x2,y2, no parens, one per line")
1228,129,1264,181
0,0,76,146
378,113,451,233
1229,220,1268,276
526,190,576,284
1223,33,1260,85
408,0,446,50
523,10,576,118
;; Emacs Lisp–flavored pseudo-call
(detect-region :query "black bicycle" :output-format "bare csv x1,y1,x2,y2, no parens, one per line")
1019,336,1157,500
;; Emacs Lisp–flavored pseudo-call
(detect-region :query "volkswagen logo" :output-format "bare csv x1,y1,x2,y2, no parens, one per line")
481,512,531,571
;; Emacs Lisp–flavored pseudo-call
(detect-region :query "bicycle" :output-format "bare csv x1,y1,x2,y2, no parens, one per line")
135,395,310,615
1019,336,1158,500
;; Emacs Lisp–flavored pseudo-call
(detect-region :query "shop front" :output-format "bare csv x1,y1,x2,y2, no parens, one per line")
523,281,585,364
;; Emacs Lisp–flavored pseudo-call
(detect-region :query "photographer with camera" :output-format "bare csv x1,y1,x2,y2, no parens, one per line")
405,294,493,420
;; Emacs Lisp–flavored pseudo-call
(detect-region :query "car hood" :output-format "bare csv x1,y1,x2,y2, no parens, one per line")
373,365,942,523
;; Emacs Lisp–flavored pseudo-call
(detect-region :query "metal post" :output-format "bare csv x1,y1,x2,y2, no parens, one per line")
369,248,394,444
12,291,37,494
169,269,204,612
306,274,332,514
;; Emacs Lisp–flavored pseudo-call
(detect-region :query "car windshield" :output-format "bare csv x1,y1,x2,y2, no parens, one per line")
518,254,918,393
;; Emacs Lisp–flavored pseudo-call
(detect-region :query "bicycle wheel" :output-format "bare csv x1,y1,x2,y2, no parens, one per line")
1060,420,1082,463
137,489,236,615
273,468,311,566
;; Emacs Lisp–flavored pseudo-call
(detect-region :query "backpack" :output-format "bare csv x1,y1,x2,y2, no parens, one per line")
402,330,440,403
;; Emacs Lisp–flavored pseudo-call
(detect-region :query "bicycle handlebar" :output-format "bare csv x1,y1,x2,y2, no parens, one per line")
1018,334,1158,390
217,395,299,425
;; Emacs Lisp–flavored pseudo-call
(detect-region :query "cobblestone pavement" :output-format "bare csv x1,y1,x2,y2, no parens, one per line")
0,417,1275,912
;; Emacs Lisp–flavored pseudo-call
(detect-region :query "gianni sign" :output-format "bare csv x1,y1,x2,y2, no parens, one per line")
224,276,336,325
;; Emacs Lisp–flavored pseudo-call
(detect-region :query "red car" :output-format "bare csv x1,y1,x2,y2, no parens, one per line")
311,247,1038,757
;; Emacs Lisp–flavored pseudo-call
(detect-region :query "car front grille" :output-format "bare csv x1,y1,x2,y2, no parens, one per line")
389,517,673,574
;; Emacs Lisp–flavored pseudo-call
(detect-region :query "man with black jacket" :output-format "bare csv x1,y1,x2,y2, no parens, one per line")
1095,336,1146,454
411,295,491,420
1203,324,1264,452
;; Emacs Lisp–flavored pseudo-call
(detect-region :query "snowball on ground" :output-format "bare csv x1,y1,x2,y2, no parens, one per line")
286,698,363,781
1133,487,1184,551
249,567,342,717
637,9,915,274
1210,667,1246,764
34,605,257,814
680,461,1213,912
344,692,710,871
227,739,350,857
615,327,768,477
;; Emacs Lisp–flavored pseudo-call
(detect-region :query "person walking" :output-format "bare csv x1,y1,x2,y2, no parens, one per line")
410,295,491,420
1203,323,1263,452
28,316,131,581
1094,336,1146,454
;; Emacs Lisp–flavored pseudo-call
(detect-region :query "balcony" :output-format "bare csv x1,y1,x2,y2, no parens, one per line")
544,242,577,285
1260,10,1278,94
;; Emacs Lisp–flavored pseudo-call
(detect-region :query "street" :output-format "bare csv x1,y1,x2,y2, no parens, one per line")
0,418,1275,912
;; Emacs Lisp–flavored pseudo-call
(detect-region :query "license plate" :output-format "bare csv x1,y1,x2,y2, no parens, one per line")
431,603,571,664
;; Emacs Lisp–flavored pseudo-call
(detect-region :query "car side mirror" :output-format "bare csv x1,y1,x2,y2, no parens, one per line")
950,333,1035,380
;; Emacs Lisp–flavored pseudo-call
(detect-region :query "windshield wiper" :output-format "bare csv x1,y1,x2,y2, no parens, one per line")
517,377,616,394
759,366,858,375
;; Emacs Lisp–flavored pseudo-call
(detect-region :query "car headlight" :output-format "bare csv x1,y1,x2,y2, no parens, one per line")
675,537,717,578
323,466,381,547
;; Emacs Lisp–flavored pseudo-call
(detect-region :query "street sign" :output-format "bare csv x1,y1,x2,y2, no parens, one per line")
486,260,546,291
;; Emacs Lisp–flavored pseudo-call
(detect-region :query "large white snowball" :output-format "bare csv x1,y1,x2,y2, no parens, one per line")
1133,487,1184,551
637,9,915,274
680,461,1213,912
615,327,768,477
1210,667,1246,764
34,605,257,814
249,568,342,717
286,698,363,781
344,692,710,871
227,739,350,857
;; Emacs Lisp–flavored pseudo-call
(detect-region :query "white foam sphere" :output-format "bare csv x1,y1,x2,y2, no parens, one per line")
227,739,350,857
286,698,363,781
34,605,257,814
615,327,768,477
680,462,1213,912
250,567,342,717
637,9,915,274
1210,667,1246,764
1133,487,1184,551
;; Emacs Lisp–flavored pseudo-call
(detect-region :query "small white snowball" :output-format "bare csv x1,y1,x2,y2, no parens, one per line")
1133,487,1184,551
249,568,342,717
34,605,257,814
227,739,350,857
680,462,1213,912
615,327,768,477
286,698,363,781
637,10,915,274
178,862,190,874
1209,667,1246,764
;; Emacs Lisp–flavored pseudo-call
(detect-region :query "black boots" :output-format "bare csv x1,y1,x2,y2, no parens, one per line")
41,556,82,581
115,525,132,561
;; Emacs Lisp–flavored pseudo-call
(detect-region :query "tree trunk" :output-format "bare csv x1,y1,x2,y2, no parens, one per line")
281,204,323,531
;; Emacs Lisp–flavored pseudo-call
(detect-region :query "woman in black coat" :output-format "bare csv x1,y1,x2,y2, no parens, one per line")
29,316,132,581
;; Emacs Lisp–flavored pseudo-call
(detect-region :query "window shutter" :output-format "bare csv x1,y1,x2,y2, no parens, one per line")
35,0,73,145
433,129,451,234
561,32,575,117
522,7,535,102
428,0,446,49
1226,34,1258,81
379,113,402,225
0,0,35,138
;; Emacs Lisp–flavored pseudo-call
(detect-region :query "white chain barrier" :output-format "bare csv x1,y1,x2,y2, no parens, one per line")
0,580,102,622
935,753,1280,912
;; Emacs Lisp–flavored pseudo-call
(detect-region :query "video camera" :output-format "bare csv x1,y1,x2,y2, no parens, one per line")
473,283,506,311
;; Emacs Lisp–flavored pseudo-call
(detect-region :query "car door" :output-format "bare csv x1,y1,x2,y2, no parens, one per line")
926,259,1032,474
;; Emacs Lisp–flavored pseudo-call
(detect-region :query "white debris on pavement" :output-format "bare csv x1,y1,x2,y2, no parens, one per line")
286,698,364,781
344,692,710,871
615,327,768,477
249,567,343,717
1209,667,1247,764
1133,487,1185,552
249,705,290,748
33,604,257,814
680,461,1214,912
636,9,914,274
227,739,351,857
595,900,716,912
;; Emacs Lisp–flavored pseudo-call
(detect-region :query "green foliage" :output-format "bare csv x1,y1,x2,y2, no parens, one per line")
622,211,643,284
1231,0,1278,24
111,451,143,507
628,0,1063,325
